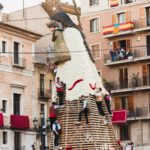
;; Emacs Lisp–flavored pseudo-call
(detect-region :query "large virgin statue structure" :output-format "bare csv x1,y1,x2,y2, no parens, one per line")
42,0,120,149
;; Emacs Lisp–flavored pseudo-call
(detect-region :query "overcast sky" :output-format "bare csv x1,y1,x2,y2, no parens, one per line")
0,0,80,13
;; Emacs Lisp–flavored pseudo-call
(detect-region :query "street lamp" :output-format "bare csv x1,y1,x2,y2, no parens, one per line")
33,112,51,150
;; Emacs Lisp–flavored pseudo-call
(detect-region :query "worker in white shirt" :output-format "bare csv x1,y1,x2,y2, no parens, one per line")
52,120,62,149
79,95,89,124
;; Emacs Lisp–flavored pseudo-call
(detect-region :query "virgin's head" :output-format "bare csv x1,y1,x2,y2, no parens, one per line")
46,21,59,32
50,11,76,28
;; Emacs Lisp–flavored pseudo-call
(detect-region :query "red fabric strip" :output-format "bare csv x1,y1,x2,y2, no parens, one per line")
10,115,30,130
89,83,96,90
0,113,4,127
68,79,84,91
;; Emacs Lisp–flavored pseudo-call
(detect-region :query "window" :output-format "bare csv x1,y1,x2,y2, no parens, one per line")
14,42,20,65
90,18,99,32
49,80,52,92
119,68,128,89
2,41,6,53
91,44,101,59
146,7,150,26
115,96,134,112
124,0,133,4
98,71,101,76
14,132,21,150
2,131,7,144
117,13,126,24
89,0,99,6
142,64,148,86
40,74,45,96
2,100,7,113
120,125,130,140
13,93,21,115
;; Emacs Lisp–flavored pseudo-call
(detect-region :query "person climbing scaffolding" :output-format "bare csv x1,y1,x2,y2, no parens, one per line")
52,120,62,150
104,90,112,116
49,102,59,130
95,88,105,116
55,77,64,106
78,95,89,125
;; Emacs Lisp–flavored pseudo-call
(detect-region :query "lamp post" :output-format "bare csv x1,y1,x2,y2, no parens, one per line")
33,112,50,150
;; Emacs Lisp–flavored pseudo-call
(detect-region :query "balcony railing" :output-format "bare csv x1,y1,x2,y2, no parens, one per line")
103,18,150,37
104,45,150,66
107,77,150,91
128,107,149,119
134,18,150,30
38,88,52,99
12,57,26,68
103,21,134,36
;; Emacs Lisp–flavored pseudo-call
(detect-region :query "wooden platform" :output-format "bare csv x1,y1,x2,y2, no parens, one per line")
48,95,120,150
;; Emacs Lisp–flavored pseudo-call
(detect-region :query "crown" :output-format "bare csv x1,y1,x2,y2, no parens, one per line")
42,0,62,16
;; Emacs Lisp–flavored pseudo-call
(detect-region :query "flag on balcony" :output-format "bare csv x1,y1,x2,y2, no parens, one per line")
110,0,119,7
119,22,134,31
112,110,127,124
113,23,119,34
0,113,4,127
10,115,30,130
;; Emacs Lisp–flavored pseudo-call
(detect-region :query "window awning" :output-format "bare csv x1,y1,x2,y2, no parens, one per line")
112,110,127,124
0,113,4,127
10,115,30,130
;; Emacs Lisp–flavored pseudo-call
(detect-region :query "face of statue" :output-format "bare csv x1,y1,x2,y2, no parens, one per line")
50,27,56,32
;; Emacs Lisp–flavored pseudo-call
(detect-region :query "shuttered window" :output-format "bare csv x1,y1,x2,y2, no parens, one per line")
142,64,148,85
112,14,117,24
90,18,99,32
115,96,134,112
89,0,99,6
91,44,101,59
140,7,146,27
119,68,128,89
126,39,131,51
115,97,121,110
125,11,131,22
120,125,130,140
127,96,134,112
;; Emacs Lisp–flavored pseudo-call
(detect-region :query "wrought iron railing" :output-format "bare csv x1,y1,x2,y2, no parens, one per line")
38,88,52,99
104,45,150,64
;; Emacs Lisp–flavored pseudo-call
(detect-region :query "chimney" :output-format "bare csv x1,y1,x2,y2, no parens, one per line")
0,3,4,21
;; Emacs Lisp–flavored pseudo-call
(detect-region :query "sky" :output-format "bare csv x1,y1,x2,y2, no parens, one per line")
0,0,80,13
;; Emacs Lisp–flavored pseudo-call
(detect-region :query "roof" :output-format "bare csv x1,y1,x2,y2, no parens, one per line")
0,22,43,41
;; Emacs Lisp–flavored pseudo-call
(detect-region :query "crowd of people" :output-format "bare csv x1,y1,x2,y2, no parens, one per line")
109,46,133,62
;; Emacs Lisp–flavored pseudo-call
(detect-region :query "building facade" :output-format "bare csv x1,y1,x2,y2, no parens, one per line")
0,2,80,149
0,22,42,150
81,0,150,149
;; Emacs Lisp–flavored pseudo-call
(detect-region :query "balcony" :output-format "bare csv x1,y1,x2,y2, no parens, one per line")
108,77,150,94
112,107,150,123
103,18,150,38
10,115,30,130
133,18,150,33
104,45,150,66
38,88,52,100
12,57,26,68
128,107,150,120
103,22,134,38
